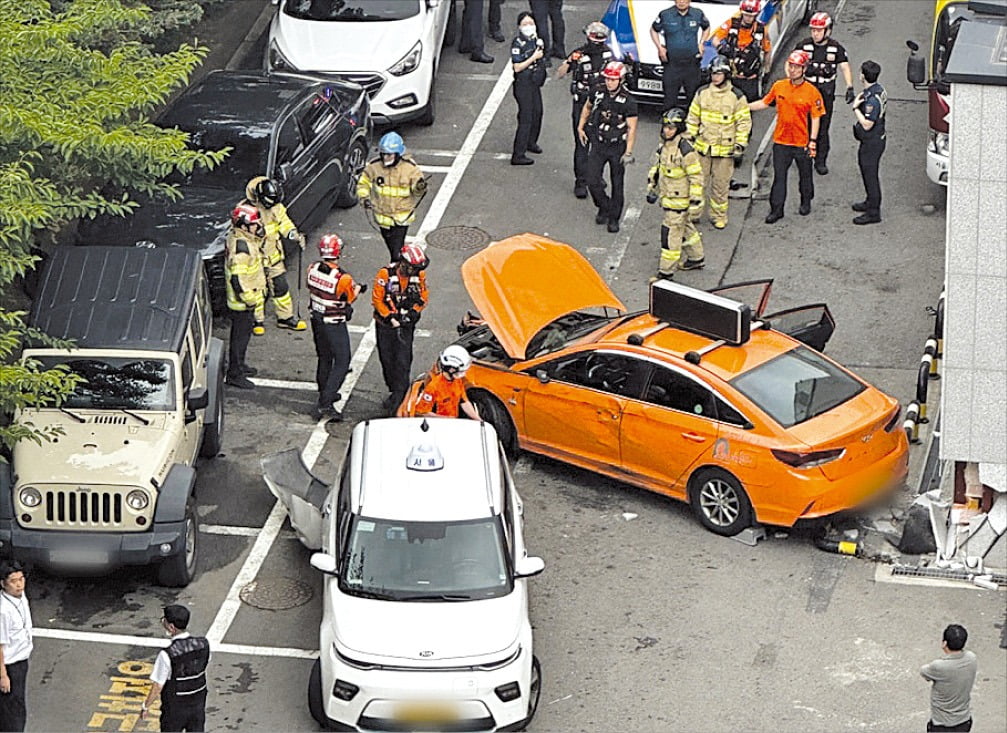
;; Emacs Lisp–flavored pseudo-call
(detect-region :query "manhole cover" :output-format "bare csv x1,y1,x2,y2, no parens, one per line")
239,578,314,610
425,226,490,251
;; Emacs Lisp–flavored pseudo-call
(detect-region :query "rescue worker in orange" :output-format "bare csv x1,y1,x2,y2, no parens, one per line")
686,54,751,229
411,345,480,419
372,243,430,413
749,49,824,224
357,132,428,263
242,176,307,335
711,0,771,102
646,107,704,279
306,234,364,421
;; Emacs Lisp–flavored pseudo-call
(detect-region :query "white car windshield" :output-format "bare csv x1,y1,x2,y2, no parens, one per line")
36,356,176,411
284,0,420,22
339,516,512,601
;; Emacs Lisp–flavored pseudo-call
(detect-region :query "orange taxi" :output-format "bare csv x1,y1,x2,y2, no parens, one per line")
402,234,909,536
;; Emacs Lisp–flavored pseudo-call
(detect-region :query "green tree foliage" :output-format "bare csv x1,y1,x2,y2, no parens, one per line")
0,0,227,455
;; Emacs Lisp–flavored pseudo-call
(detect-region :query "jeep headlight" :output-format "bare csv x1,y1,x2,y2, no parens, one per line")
389,42,422,76
126,490,149,511
19,486,41,508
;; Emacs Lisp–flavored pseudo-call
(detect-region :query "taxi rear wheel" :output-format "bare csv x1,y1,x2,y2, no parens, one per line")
470,391,517,456
689,468,752,537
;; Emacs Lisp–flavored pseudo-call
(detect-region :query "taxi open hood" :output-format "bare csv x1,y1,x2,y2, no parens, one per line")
461,234,625,361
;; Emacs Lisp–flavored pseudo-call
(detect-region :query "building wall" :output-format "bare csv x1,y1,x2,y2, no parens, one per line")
940,82,1007,464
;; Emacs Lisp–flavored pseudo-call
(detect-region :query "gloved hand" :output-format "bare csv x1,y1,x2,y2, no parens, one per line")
646,190,659,205
571,50,582,61
733,143,746,160
807,140,817,158
413,177,428,194
845,86,856,104
399,310,418,326
362,199,373,210
620,152,635,165
358,283,368,294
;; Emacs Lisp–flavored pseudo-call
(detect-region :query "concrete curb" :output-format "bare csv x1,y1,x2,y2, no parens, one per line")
225,1,275,70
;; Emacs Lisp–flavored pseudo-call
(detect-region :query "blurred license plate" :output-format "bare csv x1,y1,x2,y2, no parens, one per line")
638,78,663,92
394,702,458,724
50,549,108,565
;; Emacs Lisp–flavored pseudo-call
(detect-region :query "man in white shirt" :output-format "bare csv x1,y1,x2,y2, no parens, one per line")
0,561,32,733
141,605,211,732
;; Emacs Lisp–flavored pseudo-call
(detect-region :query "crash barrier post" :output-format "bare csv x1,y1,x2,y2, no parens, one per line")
904,401,921,444
933,289,945,360
917,356,932,424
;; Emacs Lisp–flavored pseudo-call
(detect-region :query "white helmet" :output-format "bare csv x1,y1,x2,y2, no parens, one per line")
439,345,472,376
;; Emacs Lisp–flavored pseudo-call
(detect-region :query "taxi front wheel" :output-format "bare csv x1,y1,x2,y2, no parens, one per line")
689,468,752,537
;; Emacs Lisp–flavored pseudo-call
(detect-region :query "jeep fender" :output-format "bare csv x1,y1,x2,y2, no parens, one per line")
0,463,13,521
205,336,226,425
154,464,197,523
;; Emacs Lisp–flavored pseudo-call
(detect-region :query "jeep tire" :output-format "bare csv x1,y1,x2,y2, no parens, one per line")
157,498,199,587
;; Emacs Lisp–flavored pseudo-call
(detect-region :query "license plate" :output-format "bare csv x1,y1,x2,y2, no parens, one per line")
49,549,109,566
637,78,663,92
394,702,458,724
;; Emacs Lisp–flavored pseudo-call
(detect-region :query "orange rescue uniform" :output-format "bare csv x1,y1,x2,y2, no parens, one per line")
762,79,825,147
413,372,467,417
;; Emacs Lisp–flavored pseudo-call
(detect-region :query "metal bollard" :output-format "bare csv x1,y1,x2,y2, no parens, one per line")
934,290,945,358
917,357,932,424
904,401,921,444
924,338,940,380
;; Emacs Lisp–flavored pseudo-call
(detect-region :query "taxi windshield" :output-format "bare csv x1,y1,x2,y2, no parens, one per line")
339,516,512,601
730,346,865,428
525,309,623,359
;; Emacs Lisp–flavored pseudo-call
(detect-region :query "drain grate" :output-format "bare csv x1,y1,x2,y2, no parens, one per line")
425,226,490,251
891,565,1007,586
239,578,314,610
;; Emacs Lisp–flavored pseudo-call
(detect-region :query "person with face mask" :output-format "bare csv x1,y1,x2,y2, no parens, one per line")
356,132,428,262
510,11,547,165
686,54,751,229
646,107,704,279
140,605,210,732
556,21,613,198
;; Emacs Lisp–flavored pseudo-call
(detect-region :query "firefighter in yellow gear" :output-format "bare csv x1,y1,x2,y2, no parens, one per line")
356,132,428,263
647,108,705,279
224,204,268,389
243,175,306,334
686,55,752,229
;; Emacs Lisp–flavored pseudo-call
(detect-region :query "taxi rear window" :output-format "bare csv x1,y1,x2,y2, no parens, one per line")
730,346,865,428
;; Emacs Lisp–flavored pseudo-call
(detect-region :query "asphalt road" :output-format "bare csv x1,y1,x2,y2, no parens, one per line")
24,1,1005,732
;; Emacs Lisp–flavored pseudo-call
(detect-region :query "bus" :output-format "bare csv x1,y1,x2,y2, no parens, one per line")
907,0,1007,185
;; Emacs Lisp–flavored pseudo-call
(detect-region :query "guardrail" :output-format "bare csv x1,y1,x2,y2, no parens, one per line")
904,291,945,444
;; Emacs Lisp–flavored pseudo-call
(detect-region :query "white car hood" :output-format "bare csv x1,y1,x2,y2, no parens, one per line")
273,12,423,72
333,590,523,663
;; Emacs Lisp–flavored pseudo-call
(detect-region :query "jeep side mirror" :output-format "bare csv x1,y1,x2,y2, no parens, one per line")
535,369,550,384
187,387,209,411
310,552,338,575
514,555,545,578
906,40,926,86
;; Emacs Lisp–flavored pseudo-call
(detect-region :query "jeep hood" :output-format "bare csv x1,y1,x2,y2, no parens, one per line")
13,413,175,487
461,234,625,360
333,591,523,663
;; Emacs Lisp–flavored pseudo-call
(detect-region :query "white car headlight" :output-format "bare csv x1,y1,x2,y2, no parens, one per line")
126,490,150,511
928,130,949,156
269,40,296,71
389,42,422,76
19,486,42,508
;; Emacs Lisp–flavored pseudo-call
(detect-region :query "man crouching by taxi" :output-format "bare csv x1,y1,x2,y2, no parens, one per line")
407,345,481,419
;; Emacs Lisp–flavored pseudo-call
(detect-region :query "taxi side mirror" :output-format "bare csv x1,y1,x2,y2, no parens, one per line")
534,369,550,384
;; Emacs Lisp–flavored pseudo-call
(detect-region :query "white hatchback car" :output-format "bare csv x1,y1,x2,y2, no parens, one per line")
265,0,449,126
263,417,545,732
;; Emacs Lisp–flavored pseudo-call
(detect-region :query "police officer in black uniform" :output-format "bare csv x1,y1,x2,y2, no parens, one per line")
510,11,547,166
851,60,887,225
141,605,209,732
577,61,638,233
556,21,613,198
796,11,855,175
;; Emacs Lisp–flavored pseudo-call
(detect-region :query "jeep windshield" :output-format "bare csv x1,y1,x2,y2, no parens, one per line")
283,0,419,21
35,356,176,411
339,516,512,601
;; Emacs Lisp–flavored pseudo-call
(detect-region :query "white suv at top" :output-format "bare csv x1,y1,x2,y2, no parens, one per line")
264,417,544,732
266,0,449,126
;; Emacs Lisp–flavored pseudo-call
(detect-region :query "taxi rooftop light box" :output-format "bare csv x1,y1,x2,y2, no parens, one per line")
650,280,752,346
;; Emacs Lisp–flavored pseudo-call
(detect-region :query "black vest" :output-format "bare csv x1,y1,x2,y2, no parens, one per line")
161,636,210,710
719,17,765,77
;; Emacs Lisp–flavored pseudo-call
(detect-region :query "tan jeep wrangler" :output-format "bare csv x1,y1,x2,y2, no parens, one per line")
1,246,225,586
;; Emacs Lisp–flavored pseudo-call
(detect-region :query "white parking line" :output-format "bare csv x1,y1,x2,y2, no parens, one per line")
34,628,317,659
604,204,642,280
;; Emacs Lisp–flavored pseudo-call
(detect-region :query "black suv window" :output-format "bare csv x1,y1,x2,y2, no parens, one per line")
643,366,717,418
276,116,304,165
299,98,336,141
539,351,646,398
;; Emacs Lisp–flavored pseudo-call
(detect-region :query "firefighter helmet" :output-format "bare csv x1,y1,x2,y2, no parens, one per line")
739,0,761,13
585,21,608,42
787,50,811,67
399,243,428,269
601,61,626,79
318,233,343,259
439,345,472,377
809,12,832,30
379,131,406,155
254,178,283,208
231,203,261,229
709,55,732,78
661,107,688,134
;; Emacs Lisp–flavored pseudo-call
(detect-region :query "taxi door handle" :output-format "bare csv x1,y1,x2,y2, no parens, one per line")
681,432,706,443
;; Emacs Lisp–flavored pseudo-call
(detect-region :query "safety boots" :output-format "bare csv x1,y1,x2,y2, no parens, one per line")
277,317,307,331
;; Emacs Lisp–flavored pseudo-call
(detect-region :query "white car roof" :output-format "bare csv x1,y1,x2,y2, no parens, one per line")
350,418,503,522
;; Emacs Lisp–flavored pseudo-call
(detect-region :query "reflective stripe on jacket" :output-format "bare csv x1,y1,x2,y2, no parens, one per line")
356,155,425,228
649,137,703,211
687,82,752,156
225,230,267,312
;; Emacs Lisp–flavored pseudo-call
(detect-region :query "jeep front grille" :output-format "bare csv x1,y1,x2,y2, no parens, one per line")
45,490,123,526
89,415,127,425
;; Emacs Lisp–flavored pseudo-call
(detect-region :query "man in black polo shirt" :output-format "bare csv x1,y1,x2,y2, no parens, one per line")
650,0,710,109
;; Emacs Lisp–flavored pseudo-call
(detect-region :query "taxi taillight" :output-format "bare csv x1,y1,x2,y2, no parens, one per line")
883,405,902,433
771,448,845,469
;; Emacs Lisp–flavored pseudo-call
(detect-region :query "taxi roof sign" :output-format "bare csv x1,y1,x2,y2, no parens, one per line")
650,279,751,346
406,441,445,472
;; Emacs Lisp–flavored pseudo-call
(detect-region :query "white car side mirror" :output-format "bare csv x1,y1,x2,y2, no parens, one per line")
514,555,545,578
310,552,338,575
